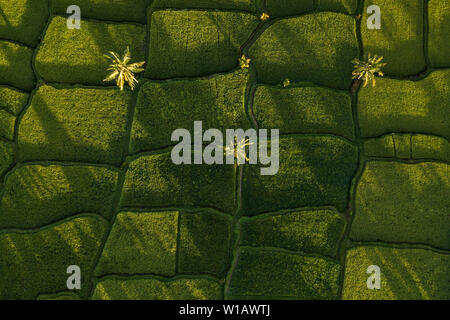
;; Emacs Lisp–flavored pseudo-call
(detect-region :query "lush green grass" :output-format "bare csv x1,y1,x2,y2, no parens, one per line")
266,0,356,17
412,135,450,162
179,211,232,277
249,12,358,89
352,161,450,249
265,0,314,18
227,247,341,299
361,0,426,76
92,277,223,300
95,211,178,277
364,135,395,158
18,85,133,166
131,69,251,153
145,10,259,79
343,246,450,300
35,16,146,85
121,152,236,213
0,110,14,140
50,0,152,23
253,85,354,140
242,136,358,215
240,209,345,257
0,141,13,177
428,0,450,68
358,70,450,140
317,0,357,14
0,164,119,229
0,215,108,299
152,0,257,11
0,41,35,91
364,134,450,162
0,86,29,115
37,292,80,300
0,0,49,47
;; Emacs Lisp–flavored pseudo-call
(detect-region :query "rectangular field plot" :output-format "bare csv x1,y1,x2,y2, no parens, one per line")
364,134,450,162
249,12,358,89
253,85,354,140
130,69,251,153
17,85,133,165
357,70,450,140
50,0,152,23
35,16,146,85
428,0,450,68
145,10,259,79
121,152,236,214
0,215,108,299
0,0,49,46
226,247,341,299
352,161,450,250
361,0,426,76
0,41,35,91
239,208,345,257
0,164,119,229
0,86,29,115
343,246,450,300
95,211,179,277
242,136,358,215
152,0,257,11
92,277,222,300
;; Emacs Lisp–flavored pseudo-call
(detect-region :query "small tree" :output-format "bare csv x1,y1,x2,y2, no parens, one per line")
103,46,145,91
239,54,251,69
352,54,386,87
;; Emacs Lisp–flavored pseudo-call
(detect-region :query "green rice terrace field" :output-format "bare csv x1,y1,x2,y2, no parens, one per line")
0,0,449,300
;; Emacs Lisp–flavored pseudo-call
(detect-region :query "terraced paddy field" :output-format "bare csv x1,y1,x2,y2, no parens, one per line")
0,0,449,300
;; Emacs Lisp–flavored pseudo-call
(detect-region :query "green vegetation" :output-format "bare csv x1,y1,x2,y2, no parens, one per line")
265,0,357,17
352,54,386,87
352,161,450,249
242,136,358,215
361,0,426,76
92,277,222,300
227,247,341,299
0,41,35,91
152,0,257,12
103,47,145,91
249,12,358,89
35,16,146,85
0,86,29,115
265,0,313,18
240,209,345,257
358,70,450,140
0,215,108,299
145,10,259,79
95,211,178,276
317,0,357,14
0,164,118,229
0,0,49,46
50,0,152,24
130,69,251,153
412,135,450,162
0,111,15,140
179,212,232,277
343,246,450,300
37,292,80,300
253,85,354,140
0,141,13,177
428,0,450,68
17,85,133,166
364,134,450,162
121,152,236,213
